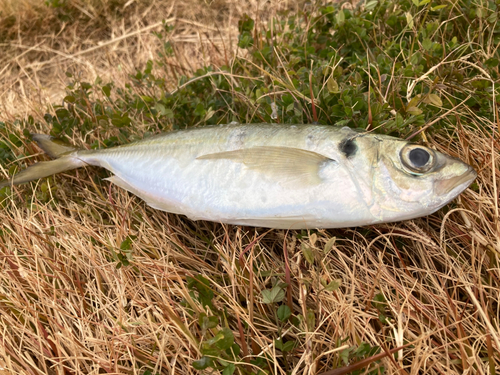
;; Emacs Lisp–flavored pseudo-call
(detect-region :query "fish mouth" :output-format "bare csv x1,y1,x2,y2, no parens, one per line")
435,166,477,196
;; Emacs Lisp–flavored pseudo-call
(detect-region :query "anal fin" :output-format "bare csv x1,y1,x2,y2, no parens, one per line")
228,215,319,229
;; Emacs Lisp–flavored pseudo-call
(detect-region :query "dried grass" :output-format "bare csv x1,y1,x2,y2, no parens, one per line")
0,0,299,121
0,1,499,375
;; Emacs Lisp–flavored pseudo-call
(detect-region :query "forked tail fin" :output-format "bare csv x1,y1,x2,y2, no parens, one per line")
0,134,85,188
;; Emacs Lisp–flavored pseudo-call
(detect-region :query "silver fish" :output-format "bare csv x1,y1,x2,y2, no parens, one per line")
0,124,476,229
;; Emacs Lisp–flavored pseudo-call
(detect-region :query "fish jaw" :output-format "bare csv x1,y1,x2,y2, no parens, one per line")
434,165,477,197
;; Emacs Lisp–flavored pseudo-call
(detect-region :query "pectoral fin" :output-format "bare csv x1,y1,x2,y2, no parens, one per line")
197,146,334,186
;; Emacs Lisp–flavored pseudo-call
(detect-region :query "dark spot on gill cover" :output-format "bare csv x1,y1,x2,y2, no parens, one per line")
339,138,357,158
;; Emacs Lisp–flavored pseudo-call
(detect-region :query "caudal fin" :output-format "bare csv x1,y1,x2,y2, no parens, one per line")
0,134,85,188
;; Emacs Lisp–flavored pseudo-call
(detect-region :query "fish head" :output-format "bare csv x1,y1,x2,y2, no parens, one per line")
367,136,476,222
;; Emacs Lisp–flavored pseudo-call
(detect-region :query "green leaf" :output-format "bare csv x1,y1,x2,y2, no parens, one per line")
424,93,442,107
374,293,385,303
340,346,354,365
344,105,353,117
277,305,292,321
192,356,212,370
406,106,422,115
275,338,295,352
406,12,414,28
187,275,215,310
335,10,345,26
431,4,447,10
262,285,285,304
238,14,254,33
206,328,234,350
324,237,336,254
365,0,378,11
324,279,342,292
199,313,218,331
422,38,433,51
217,328,235,350
379,313,388,323
410,51,422,65
373,293,387,313
102,85,111,97
164,108,174,119
8,133,22,147
485,58,499,68
200,346,220,356
355,342,380,357
487,12,497,23
116,252,130,266
155,103,174,118
275,338,283,350
238,32,254,49
111,114,132,128
282,341,295,352
194,102,206,117
355,342,370,357
301,243,315,265
306,309,315,330
120,235,136,251
327,77,340,93
227,343,240,357
331,104,344,117
222,363,236,375
309,233,317,247
155,103,166,115
407,94,421,109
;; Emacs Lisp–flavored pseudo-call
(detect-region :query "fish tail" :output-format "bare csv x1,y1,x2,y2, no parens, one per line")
0,134,86,188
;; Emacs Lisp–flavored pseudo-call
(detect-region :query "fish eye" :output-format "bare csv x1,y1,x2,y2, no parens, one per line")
400,144,435,174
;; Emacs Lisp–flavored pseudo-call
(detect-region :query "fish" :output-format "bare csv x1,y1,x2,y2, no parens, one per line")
0,123,476,229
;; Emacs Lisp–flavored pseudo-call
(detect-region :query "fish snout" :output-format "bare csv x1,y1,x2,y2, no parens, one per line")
434,165,477,196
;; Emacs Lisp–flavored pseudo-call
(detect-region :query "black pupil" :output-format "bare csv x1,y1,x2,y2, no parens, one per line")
409,148,430,168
